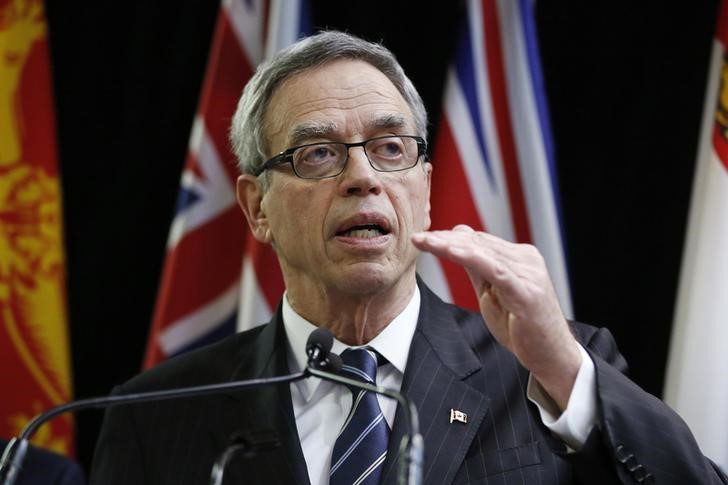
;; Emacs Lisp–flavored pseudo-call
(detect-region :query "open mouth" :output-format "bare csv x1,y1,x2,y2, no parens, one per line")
337,224,390,239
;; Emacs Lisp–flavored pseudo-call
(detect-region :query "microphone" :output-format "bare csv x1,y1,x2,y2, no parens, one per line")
306,327,343,371
304,328,424,485
0,371,308,485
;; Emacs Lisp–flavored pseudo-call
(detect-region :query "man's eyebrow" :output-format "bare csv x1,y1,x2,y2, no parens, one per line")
286,114,409,147
370,113,408,131
288,121,338,147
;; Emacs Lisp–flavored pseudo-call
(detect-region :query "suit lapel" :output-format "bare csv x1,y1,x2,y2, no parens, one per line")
211,285,490,484
216,306,311,485
382,283,490,485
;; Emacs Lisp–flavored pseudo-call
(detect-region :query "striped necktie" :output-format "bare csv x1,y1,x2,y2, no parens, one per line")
329,347,389,485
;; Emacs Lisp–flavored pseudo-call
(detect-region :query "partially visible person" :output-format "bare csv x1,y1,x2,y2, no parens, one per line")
90,31,728,484
1,439,86,485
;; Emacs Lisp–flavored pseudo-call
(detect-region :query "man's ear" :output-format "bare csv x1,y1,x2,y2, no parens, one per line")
236,174,273,244
423,161,433,230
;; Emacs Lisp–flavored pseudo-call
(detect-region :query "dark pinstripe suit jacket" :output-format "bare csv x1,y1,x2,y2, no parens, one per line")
91,283,727,484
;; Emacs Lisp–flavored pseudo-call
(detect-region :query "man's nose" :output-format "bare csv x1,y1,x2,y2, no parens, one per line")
337,147,383,196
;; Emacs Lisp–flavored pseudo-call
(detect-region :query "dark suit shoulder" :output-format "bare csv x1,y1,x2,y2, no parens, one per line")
569,321,629,374
118,324,268,393
569,320,599,339
0,439,86,485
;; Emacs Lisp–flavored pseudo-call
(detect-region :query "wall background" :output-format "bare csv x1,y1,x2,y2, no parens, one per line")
44,0,720,472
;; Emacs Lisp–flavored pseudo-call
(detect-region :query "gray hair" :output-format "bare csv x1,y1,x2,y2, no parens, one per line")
229,30,428,185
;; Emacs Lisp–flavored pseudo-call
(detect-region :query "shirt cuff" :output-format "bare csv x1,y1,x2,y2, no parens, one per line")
526,344,597,450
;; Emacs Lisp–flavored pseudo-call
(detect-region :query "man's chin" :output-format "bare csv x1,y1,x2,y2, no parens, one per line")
332,262,414,295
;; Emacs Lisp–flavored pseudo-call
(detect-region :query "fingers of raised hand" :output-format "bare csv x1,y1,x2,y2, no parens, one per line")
414,227,542,264
413,228,542,278
412,228,554,315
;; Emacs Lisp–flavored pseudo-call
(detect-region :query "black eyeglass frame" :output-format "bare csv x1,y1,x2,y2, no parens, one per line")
253,135,428,179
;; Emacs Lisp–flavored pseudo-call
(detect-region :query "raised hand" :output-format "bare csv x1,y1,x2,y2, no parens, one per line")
412,224,581,410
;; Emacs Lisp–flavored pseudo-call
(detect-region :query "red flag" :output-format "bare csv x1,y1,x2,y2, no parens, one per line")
144,0,309,368
420,0,572,316
0,0,74,454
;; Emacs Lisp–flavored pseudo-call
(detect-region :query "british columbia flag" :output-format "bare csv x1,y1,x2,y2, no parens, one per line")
143,0,309,367
419,0,573,316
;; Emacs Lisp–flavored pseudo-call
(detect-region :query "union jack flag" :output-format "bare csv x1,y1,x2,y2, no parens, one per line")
143,0,309,368
419,0,573,316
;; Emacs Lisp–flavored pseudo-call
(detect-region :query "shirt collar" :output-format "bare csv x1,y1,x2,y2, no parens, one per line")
282,286,421,400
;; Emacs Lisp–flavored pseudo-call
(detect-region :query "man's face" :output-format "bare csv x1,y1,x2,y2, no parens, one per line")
241,59,432,299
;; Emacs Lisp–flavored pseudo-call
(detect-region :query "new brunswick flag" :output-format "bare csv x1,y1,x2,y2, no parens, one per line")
0,0,74,455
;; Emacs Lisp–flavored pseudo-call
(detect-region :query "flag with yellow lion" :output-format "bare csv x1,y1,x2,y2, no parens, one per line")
0,0,74,455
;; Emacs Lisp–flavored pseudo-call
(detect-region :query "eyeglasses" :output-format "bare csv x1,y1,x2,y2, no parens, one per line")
254,135,427,180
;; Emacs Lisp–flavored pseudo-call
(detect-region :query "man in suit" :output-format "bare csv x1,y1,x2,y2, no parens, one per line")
91,31,727,484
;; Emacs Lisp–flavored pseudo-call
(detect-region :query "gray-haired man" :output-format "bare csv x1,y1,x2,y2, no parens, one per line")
91,31,726,485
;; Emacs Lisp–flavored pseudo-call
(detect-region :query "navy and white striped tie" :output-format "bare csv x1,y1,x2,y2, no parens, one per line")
329,347,389,485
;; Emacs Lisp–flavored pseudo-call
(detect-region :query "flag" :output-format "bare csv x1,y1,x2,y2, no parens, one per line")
0,0,74,454
419,0,572,316
143,0,310,368
663,0,728,471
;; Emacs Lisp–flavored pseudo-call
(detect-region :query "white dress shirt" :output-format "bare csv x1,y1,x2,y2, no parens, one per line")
283,288,420,485
282,287,597,485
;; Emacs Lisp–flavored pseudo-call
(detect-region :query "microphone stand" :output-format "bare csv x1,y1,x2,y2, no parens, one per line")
203,359,424,485
2,327,424,485
0,373,307,485
209,430,281,485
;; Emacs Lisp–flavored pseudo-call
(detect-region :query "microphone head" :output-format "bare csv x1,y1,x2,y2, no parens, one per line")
306,327,334,358
306,328,344,371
